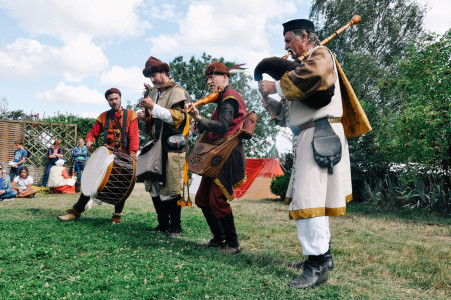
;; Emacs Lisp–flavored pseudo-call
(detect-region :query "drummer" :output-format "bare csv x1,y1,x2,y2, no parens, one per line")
58,87,139,224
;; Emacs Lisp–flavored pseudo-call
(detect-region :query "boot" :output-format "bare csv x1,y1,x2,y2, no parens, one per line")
289,241,334,270
197,207,226,248
112,212,122,224
57,208,81,221
219,213,240,254
167,199,182,237
289,255,328,289
151,196,169,232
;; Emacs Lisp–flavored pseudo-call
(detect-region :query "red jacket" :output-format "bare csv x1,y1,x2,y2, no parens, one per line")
86,107,139,154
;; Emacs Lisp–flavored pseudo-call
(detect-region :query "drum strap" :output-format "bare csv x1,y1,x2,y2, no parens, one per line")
103,109,129,151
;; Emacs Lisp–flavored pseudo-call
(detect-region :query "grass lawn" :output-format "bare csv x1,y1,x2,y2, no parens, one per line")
0,183,450,299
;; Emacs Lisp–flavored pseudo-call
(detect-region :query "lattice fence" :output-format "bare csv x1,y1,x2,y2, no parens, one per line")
0,119,77,183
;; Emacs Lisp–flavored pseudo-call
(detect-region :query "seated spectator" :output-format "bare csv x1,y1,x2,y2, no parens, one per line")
0,163,18,201
12,167,38,198
41,140,64,187
9,140,27,181
47,159,75,194
72,138,88,182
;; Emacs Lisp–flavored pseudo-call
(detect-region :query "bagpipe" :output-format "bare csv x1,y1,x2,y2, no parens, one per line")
254,15,361,82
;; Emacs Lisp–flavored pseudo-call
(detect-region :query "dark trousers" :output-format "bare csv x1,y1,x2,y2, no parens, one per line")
73,193,126,214
9,167,20,181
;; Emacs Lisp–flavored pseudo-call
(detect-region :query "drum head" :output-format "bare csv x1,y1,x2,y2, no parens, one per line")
81,146,115,198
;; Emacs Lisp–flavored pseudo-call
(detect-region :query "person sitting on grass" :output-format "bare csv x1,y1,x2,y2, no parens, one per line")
0,163,18,201
47,159,75,194
12,167,38,198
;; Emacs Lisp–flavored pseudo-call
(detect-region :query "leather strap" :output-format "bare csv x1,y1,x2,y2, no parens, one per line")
291,117,341,136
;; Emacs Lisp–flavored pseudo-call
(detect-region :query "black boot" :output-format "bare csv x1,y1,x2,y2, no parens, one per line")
151,196,169,232
197,207,226,247
289,255,328,289
289,240,334,271
167,198,182,237
219,213,240,254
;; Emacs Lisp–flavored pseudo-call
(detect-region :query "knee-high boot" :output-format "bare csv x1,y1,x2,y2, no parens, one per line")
197,207,225,247
167,198,182,236
219,213,240,253
152,196,169,231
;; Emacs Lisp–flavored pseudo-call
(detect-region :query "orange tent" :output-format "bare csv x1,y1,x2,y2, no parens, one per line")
234,158,284,199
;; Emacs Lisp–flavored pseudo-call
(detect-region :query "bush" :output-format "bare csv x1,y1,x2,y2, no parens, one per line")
270,172,291,200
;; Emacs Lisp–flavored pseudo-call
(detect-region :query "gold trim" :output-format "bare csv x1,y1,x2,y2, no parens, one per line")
345,193,353,203
284,197,292,205
213,178,233,201
280,73,303,101
233,176,247,189
221,95,237,103
289,206,347,219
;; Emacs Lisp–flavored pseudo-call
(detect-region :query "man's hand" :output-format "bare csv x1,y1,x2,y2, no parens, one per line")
130,153,137,161
258,80,277,97
86,141,94,151
137,110,146,120
185,103,202,121
140,96,155,111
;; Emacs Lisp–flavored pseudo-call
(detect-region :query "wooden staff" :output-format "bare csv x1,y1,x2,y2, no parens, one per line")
297,15,361,62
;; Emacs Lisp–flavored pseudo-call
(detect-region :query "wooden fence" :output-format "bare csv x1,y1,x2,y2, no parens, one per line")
0,119,77,184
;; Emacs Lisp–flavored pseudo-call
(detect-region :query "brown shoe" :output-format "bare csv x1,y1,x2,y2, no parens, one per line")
112,213,122,224
57,209,80,221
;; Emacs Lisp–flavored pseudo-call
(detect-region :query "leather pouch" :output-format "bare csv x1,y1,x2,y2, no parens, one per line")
311,117,342,175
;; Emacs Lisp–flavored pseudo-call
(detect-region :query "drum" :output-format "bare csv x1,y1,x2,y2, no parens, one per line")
81,146,136,205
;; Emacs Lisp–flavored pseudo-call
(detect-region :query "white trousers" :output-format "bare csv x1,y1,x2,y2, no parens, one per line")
295,216,330,255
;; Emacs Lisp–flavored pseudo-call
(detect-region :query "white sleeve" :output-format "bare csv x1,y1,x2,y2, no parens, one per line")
151,104,174,125
275,80,285,99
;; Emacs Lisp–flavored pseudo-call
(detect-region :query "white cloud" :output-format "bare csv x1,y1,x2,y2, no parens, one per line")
80,111,100,119
0,0,150,39
35,82,105,105
0,37,108,81
98,66,147,95
418,0,451,35
148,0,299,69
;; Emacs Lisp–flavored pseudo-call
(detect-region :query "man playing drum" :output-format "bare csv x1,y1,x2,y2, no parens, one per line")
58,88,139,224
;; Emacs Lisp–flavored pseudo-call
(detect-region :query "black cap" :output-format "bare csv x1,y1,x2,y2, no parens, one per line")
282,19,315,35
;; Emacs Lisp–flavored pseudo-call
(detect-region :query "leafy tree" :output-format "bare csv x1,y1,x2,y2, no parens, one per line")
169,53,278,157
377,31,451,181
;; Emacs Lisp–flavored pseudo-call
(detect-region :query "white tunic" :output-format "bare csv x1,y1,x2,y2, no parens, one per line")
278,47,352,220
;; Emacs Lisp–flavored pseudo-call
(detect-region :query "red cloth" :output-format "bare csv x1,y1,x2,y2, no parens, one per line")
234,158,284,198
53,169,75,194
195,176,232,218
85,107,139,154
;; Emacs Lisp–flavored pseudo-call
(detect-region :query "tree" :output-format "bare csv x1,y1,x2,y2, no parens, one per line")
169,53,279,157
377,31,451,178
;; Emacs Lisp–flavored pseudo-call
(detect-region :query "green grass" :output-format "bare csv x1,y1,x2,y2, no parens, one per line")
0,183,450,299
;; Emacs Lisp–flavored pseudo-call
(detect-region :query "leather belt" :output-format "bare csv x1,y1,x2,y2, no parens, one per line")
290,117,341,136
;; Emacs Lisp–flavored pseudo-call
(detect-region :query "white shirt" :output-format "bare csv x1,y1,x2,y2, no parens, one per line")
14,176,33,190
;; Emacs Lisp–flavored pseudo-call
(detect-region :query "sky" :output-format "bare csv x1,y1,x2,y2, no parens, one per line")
0,0,449,152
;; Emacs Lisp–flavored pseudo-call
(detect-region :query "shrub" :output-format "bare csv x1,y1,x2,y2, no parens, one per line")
270,172,291,200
